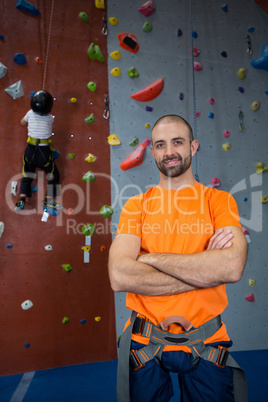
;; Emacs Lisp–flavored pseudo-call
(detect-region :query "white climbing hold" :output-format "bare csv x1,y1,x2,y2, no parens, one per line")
21,300,33,310
45,245,53,251
0,222,4,238
11,181,17,196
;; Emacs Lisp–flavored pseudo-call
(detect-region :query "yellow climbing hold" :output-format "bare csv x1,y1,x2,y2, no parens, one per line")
260,195,268,203
110,67,121,77
251,101,260,111
249,279,256,287
145,123,151,128
95,316,101,322
109,17,118,25
95,0,105,9
237,68,246,79
71,97,77,103
256,162,268,173
108,134,121,145
85,153,97,163
110,50,121,60
82,245,91,252
222,143,231,152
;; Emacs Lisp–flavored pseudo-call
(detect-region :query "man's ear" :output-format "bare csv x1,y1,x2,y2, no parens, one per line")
191,140,199,157
150,145,155,158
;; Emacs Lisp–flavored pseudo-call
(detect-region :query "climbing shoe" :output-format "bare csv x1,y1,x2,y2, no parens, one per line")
15,199,25,210
43,200,63,209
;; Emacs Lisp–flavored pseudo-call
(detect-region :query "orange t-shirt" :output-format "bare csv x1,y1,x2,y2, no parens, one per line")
117,182,242,351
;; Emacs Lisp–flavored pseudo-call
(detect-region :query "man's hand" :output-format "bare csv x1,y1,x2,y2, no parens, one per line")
207,228,234,250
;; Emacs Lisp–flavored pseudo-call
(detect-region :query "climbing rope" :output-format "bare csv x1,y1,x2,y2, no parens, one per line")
190,0,200,182
42,0,55,90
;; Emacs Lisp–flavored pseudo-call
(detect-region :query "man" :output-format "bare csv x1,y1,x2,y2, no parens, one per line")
109,115,248,402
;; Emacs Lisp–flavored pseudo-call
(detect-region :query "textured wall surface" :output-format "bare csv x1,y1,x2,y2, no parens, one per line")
0,0,116,376
107,0,268,351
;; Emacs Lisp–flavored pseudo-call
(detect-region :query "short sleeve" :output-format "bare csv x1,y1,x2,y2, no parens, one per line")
116,194,143,237
24,110,31,122
210,190,241,230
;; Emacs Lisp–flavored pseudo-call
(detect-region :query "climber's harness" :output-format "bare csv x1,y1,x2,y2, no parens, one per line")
117,311,248,402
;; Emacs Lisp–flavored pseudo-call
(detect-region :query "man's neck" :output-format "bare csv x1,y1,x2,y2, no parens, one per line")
158,171,196,190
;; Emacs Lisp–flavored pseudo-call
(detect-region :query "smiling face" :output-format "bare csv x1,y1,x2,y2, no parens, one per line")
151,120,198,179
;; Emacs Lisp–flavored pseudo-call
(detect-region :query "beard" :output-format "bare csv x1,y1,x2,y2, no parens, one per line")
155,153,192,178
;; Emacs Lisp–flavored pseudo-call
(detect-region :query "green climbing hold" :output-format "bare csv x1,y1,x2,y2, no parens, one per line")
62,317,69,324
143,21,153,32
129,137,139,146
68,154,75,159
62,264,73,272
100,205,114,218
87,43,105,62
87,81,97,91
82,171,96,182
127,67,139,78
79,11,89,22
85,113,95,124
81,223,95,236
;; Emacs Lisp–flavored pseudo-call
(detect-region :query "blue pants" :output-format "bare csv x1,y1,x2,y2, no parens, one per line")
129,341,234,402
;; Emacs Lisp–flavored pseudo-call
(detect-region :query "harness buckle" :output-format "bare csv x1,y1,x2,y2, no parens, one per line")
129,350,145,371
132,317,145,336
214,346,229,368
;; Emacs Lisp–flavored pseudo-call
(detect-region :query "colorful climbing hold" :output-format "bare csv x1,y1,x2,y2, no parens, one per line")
62,264,73,272
100,205,114,218
110,50,121,60
245,293,255,302
45,245,53,251
85,153,97,163
193,62,203,71
256,162,268,173
131,78,164,102
35,57,43,64
118,33,140,54
6,244,12,248
209,98,215,105
0,222,4,239
24,343,31,348
177,29,183,37
109,17,119,25
127,67,139,78
82,171,96,183
84,113,95,124
13,53,27,66
191,47,200,57
238,87,245,93
95,0,105,9
144,138,151,146
208,112,214,119
260,195,268,204
120,140,150,171
62,317,69,324
81,224,95,236
179,93,184,101
145,123,151,128
249,279,256,287
192,31,198,38
195,112,200,117
79,11,89,22
129,137,139,146
251,101,260,111
87,82,97,92
222,143,231,152
80,319,87,324
242,227,251,243
70,97,77,103
237,68,246,79
100,245,106,252
138,0,156,17
108,134,121,145
211,177,221,188
0,35,4,40
95,316,102,322
146,106,153,112
16,0,41,16
82,245,91,252
224,130,230,138
143,21,153,32
68,154,75,159
221,4,228,12
110,67,121,77
221,51,227,57
87,43,105,62
250,44,268,71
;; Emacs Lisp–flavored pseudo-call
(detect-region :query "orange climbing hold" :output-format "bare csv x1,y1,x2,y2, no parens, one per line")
118,32,140,54
120,140,150,171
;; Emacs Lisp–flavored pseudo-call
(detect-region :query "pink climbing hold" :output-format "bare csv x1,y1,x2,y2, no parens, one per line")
209,98,215,105
191,47,200,57
194,62,203,71
138,0,156,17
224,130,230,138
211,177,220,188
245,293,255,302
195,111,200,117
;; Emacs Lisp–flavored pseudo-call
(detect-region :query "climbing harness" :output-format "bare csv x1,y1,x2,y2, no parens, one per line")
117,311,248,402
42,0,55,90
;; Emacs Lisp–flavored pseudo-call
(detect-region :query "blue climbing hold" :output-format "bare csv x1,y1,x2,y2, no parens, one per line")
192,31,198,38
221,4,228,12
248,27,255,32
221,51,227,57
146,106,153,112
208,112,214,119
6,244,12,248
0,35,4,40
238,87,245,93
80,319,87,324
16,0,41,16
13,53,27,65
265,91,268,96
179,93,184,100
24,343,31,348
250,44,268,71
177,29,183,37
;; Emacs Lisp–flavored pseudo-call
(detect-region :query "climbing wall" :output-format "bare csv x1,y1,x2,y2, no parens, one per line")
107,0,268,351
0,0,117,376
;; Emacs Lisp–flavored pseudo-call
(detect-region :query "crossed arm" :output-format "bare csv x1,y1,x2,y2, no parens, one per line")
108,227,248,296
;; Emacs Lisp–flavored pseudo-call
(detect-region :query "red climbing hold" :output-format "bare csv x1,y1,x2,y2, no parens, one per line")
131,78,164,102
245,293,255,302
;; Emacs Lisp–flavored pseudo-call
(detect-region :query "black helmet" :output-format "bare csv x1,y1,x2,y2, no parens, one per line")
31,90,53,115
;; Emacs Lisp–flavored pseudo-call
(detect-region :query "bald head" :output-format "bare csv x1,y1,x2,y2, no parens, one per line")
152,115,194,143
